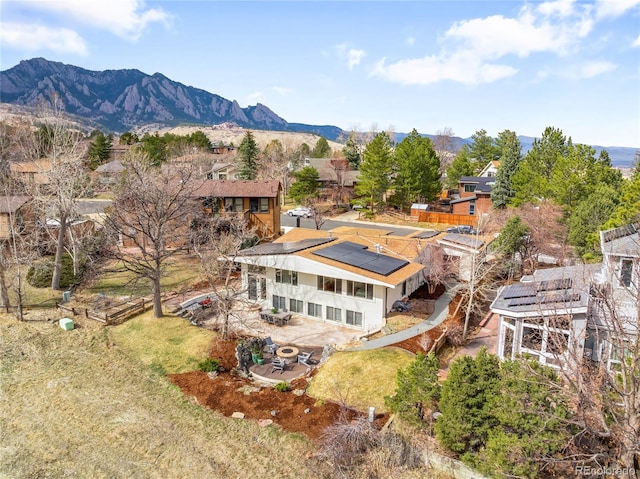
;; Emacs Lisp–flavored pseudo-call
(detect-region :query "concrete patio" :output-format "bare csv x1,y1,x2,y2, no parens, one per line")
230,307,364,349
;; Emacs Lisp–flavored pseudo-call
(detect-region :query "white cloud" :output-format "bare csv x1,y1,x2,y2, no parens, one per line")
0,23,87,54
633,34,640,47
595,0,640,19
371,52,518,85
406,36,415,46
334,43,366,70
7,0,172,42
562,60,618,79
347,49,366,70
273,86,292,95
371,0,606,86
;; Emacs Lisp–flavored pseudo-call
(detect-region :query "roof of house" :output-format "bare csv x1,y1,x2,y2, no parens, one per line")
449,195,477,204
438,233,485,250
491,263,601,317
95,160,124,173
0,196,30,213
211,162,236,172
303,158,359,186
237,227,429,286
458,176,495,193
192,179,281,198
600,223,639,258
9,159,52,173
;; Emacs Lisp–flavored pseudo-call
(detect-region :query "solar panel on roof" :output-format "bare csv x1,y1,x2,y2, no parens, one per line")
503,284,537,300
537,278,572,292
415,231,440,239
239,237,334,255
507,292,581,308
313,241,409,276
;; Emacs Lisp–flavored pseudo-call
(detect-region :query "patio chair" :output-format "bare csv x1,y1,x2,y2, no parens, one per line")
264,337,278,355
271,357,287,374
297,351,313,367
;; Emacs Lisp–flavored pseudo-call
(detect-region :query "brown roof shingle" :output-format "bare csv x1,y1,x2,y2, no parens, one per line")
192,179,281,198
0,196,31,214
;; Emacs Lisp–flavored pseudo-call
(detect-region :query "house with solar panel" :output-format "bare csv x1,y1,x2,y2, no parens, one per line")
491,223,638,369
232,227,432,333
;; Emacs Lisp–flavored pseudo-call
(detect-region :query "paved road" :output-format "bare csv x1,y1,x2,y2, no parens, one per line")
281,212,422,237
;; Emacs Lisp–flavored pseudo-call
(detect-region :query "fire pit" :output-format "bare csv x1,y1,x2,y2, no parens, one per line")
276,346,299,363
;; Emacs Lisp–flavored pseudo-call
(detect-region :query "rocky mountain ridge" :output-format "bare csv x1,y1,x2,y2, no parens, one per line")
0,58,342,139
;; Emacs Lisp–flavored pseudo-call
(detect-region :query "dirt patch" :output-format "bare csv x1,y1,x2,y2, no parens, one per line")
390,328,445,355
168,339,389,441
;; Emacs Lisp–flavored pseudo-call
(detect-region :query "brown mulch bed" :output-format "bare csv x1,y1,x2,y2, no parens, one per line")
168,338,389,441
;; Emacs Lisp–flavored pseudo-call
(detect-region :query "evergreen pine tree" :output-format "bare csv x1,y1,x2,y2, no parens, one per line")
355,131,393,213
237,131,260,180
491,130,522,208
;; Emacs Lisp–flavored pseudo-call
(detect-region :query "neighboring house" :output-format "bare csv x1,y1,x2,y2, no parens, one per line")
0,196,33,241
233,228,428,334
212,144,235,155
301,157,359,202
478,160,500,178
9,159,52,186
491,223,639,370
192,179,282,239
436,232,488,281
450,176,494,217
95,160,125,187
207,163,238,181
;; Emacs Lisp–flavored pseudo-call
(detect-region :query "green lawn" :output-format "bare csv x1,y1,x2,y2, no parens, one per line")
88,257,202,297
109,310,216,374
307,347,415,413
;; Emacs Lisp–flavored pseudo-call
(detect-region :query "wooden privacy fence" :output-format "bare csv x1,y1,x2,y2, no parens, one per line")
57,297,153,325
418,211,477,227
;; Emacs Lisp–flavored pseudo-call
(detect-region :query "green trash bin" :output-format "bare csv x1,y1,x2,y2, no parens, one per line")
59,318,74,331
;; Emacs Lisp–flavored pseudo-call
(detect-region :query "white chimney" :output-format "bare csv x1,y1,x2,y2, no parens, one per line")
375,244,381,254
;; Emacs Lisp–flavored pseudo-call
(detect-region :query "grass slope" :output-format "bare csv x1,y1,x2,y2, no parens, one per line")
0,316,316,479
109,311,216,374
307,348,415,413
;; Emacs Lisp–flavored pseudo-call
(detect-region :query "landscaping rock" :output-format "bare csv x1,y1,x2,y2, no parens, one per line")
270,410,277,417
231,412,245,419
304,408,311,414
258,419,273,427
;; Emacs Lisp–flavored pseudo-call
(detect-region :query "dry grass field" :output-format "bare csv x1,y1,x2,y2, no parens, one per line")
0,315,320,479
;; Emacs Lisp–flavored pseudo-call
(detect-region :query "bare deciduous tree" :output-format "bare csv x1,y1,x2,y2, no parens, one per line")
104,155,202,317
26,98,90,290
416,243,453,295
307,199,327,230
191,214,258,339
433,126,459,174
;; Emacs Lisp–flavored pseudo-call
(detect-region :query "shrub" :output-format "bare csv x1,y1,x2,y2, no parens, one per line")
197,358,219,373
321,415,380,472
26,254,84,289
274,381,289,392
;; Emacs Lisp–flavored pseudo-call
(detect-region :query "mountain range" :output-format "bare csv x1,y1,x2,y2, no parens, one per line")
0,58,637,167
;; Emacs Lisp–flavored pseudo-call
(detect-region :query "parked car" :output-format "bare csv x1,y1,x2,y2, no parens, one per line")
446,225,478,235
287,206,312,218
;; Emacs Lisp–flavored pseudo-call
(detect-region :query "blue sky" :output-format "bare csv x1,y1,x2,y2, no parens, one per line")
1,0,639,147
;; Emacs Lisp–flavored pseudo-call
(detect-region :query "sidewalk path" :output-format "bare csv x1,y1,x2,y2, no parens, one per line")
350,282,459,351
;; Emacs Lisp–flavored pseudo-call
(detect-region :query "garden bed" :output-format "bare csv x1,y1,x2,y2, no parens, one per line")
168,338,389,441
